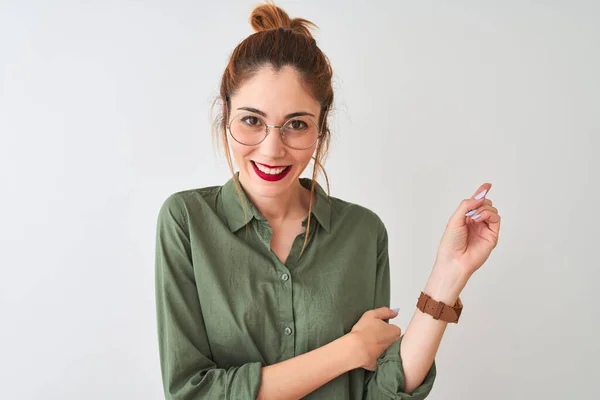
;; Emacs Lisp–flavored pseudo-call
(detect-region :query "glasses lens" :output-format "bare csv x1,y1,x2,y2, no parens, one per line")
282,117,318,149
229,113,319,149
229,113,267,145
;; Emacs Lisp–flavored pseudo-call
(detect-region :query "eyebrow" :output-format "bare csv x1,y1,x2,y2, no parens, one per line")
237,107,315,119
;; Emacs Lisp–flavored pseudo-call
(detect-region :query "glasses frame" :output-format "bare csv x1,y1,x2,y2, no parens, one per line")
227,111,323,150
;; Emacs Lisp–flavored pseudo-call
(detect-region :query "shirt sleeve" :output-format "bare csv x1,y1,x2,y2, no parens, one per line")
363,218,436,399
155,194,263,399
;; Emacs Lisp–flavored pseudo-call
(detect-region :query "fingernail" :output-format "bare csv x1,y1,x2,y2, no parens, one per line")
392,308,399,313
475,189,487,200
472,213,482,220
465,209,477,217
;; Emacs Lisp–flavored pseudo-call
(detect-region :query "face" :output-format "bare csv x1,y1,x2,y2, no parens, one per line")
227,65,321,198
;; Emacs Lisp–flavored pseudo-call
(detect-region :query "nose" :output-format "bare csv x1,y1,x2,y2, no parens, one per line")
258,126,286,159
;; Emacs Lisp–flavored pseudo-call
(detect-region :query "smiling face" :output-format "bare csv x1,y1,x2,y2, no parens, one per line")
227,65,321,198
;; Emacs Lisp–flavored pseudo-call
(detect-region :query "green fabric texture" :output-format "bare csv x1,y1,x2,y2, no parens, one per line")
155,174,436,399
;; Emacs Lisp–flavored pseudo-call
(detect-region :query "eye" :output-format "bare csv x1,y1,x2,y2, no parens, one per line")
241,116,262,126
288,119,308,130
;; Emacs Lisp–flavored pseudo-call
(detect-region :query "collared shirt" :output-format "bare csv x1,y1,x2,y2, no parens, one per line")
155,174,436,399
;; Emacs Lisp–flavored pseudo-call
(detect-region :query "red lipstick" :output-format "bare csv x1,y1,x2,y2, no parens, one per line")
251,161,291,182
254,162,287,168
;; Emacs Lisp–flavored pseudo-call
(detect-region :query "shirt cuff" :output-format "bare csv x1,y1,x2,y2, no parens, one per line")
365,336,437,399
227,361,264,399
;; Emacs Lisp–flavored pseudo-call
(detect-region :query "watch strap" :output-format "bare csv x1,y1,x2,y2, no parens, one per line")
416,291,463,323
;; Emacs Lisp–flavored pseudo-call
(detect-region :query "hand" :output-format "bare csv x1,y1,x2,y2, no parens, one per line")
349,307,402,371
435,183,501,281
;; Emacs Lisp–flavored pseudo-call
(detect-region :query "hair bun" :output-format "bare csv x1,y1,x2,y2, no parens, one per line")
250,3,316,39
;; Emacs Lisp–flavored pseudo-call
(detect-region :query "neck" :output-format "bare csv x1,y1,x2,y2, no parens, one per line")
239,175,311,223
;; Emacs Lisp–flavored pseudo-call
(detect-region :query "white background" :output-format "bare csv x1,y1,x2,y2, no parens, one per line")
1,0,598,398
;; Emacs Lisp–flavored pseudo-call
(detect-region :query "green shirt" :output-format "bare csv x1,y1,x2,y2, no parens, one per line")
155,174,436,399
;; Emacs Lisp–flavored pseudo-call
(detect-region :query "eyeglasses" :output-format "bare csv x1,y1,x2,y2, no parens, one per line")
227,111,320,150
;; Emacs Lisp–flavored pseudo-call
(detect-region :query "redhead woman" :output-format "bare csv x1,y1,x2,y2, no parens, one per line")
155,3,501,399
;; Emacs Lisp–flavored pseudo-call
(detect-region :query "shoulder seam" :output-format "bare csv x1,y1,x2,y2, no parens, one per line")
171,192,190,227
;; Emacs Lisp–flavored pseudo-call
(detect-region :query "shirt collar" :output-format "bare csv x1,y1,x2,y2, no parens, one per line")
221,172,331,233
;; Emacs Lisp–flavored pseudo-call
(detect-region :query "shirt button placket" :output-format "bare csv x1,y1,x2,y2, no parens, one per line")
277,265,295,357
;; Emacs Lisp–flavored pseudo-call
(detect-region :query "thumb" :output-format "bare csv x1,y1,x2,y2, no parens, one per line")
446,183,491,229
372,306,399,320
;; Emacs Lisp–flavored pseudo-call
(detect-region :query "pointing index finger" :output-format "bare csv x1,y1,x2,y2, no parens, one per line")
473,183,492,199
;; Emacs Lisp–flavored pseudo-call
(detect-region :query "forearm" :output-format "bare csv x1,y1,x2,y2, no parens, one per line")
257,334,361,400
400,264,468,393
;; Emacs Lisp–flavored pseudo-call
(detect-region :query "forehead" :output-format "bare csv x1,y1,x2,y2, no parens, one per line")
230,65,320,117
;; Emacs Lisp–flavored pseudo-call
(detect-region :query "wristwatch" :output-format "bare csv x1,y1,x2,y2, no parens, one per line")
416,291,463,323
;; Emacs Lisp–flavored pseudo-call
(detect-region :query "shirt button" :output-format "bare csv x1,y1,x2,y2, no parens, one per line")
284,327,293,336
281,273,289,281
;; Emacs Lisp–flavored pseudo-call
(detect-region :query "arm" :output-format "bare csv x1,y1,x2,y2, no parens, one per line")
363,219,436,399
402,183,501,392
400,267,467,393
257,334,361,400
155,194,361,399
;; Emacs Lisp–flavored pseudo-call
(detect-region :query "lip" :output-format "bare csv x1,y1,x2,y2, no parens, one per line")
253,161,290,168
251,161,292,182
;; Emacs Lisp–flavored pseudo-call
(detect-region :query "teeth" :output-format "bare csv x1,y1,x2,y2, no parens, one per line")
255,162,287,175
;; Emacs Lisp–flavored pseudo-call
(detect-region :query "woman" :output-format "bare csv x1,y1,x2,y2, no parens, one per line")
155,3,501,399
